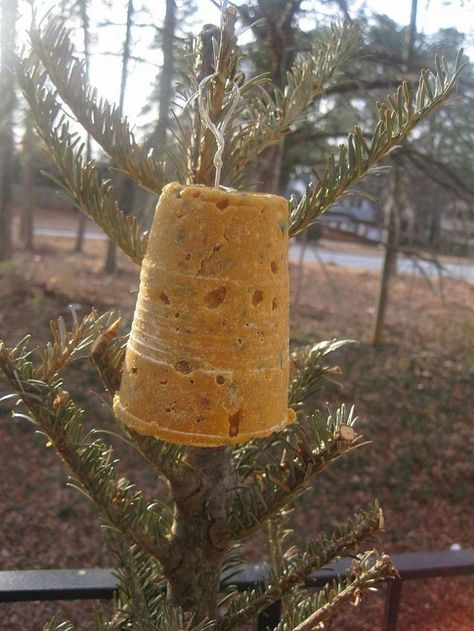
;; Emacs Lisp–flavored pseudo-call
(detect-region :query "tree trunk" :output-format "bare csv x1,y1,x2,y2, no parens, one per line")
75,0,91,253
119,0,133,113
20,116,35,250
372,170,401,346
166,447,233,622
247,1,302,193
104,0,134,274
0,0,18,262
406,0,418,66
148,0,176,155
104,239,116,274
292,229,309,312
166,542,224,621
75,213,86,252
372,0,417,345
257,143,285,194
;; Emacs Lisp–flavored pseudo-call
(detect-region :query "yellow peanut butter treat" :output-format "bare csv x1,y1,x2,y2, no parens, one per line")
113,182,293,446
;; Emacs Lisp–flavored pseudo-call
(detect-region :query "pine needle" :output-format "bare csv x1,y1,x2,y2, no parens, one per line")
289,51,464,236
28,18,168,194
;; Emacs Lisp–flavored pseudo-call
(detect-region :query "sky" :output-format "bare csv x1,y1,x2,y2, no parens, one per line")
16,0,474,127
354,0,474,36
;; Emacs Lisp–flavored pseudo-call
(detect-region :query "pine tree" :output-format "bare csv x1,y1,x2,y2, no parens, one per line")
0,5,462,629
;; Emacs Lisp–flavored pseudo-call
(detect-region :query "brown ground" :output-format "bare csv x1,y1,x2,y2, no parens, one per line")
0,234,473,630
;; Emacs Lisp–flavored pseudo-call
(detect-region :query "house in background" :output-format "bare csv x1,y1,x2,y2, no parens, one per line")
319,197,383,243
440,200,474,256
287,177,383,244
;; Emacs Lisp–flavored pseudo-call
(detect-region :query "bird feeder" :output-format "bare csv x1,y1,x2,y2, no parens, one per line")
114,182,294,446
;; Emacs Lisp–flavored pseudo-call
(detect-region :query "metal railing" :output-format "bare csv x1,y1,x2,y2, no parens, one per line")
1,549,473,630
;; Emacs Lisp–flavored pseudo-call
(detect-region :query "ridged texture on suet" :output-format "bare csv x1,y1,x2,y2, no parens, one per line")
114,182,293,446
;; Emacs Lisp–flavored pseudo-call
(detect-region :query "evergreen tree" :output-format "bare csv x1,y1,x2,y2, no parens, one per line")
0,4,462,628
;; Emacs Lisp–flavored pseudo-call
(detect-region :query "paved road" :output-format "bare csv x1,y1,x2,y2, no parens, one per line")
291,243,474,281
34,227,474,281
35,227,107,241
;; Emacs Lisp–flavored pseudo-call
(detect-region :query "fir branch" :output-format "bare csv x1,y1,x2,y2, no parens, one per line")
93,587,217,631
176,27,264,186
218,504,383,631
39,310,116,382
90,317,127,394
27,18,168,194
0,342,176,571
228,406,361,538
168,612,216,631
91,604,123,631
181,26,219,184
11,51,148,264
44,615,74,631
289,51,464,237
222,23,360,186
146,602,217,631
7,310,193,511
177,15,355,188
89,318,195,489
107,533,166,630
194,6,239,186
289,339,355,407
276,552,397,630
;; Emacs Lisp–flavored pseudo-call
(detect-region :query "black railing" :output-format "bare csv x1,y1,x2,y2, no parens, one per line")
1,549,473,630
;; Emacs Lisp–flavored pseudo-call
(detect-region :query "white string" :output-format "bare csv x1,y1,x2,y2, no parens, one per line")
198,74,241,188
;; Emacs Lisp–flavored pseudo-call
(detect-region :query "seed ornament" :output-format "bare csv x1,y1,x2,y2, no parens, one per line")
114,182,295,445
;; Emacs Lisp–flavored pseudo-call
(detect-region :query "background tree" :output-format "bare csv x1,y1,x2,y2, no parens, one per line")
102,0,195,271
372,0,418,345
270,1,473,343
0,0,18,262
58,0,94,252
104,0,135,274
147,0,177,155
19,114,36,250
237,0,307,193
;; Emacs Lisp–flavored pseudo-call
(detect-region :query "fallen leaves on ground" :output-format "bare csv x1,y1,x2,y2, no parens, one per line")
0,239,473,629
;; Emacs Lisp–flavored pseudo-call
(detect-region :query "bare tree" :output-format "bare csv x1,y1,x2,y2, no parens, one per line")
148,0,176,154
0,0,18,262
104,0,135,274
238,0,304,193
372,165,402,344
372,0,418,345
73,0,92,253
19,116,35,250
